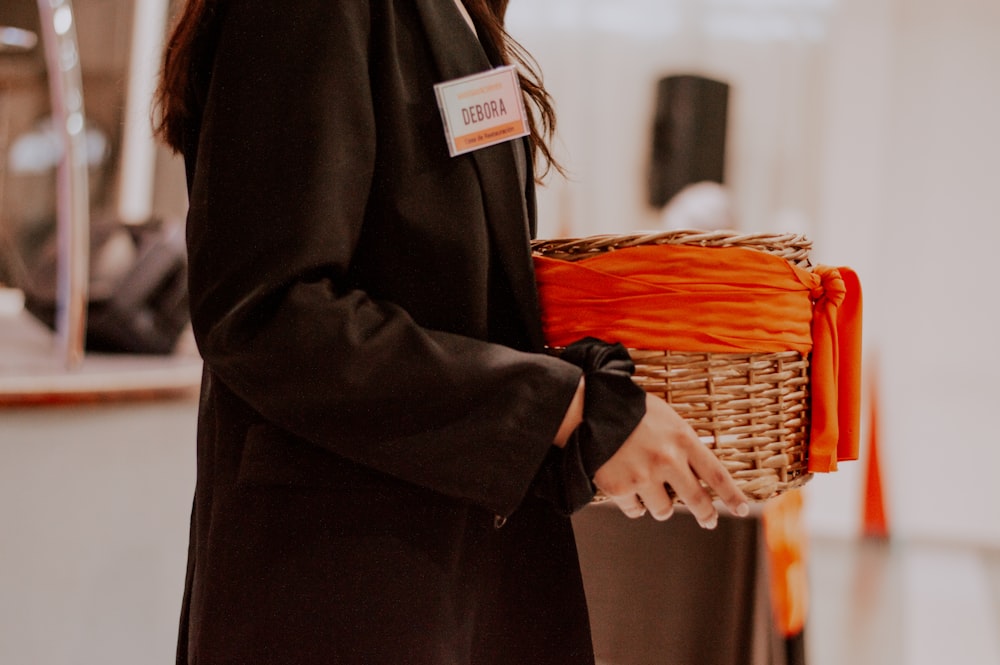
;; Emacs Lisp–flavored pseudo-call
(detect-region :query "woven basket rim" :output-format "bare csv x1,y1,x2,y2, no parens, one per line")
531,228,813,267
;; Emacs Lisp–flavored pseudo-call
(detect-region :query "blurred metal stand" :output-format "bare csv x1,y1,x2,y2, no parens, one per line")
117,0,169,224
36,0,89,370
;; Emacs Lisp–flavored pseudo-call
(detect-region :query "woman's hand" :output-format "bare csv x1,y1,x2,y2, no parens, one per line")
592,394,750,528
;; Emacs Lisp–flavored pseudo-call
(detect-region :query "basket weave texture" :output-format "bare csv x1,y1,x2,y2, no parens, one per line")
532,230,815,502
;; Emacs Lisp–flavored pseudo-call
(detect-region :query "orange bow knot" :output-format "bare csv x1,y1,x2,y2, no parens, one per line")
810,265,846,307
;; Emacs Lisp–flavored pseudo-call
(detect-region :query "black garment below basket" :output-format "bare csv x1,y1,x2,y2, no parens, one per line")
573,506,806,665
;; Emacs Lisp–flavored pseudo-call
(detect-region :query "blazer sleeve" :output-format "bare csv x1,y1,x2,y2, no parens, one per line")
184,0,582,516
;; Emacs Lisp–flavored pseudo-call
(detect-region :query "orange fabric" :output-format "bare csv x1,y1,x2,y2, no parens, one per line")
863,360,889,539
763,489,808,637
533,244,863,472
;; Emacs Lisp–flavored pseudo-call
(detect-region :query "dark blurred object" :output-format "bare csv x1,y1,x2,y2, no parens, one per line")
574,506,799,665
22,217,189,354
648,74,729,209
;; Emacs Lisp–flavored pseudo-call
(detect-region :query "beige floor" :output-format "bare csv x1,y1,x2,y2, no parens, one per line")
808,536,1000,665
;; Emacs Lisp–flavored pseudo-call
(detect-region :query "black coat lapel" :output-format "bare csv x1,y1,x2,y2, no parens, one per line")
414,0,547,350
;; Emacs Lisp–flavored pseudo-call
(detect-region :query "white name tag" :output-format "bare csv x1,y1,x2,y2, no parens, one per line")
434,65,530,157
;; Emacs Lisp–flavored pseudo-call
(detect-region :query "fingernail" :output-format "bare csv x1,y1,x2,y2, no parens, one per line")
701,516,718,530
736,502,750,517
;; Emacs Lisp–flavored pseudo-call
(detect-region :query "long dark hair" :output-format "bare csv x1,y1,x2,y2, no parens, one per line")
154,0,562,178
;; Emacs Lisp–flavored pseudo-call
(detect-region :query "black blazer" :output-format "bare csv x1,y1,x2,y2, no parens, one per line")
178,1,593,663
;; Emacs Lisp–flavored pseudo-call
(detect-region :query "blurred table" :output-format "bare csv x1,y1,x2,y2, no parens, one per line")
0,305,200,406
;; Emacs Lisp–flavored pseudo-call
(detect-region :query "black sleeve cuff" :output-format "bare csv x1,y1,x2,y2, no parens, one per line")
532,338,648,514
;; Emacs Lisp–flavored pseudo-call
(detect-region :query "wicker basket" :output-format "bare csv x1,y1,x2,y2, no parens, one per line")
532,230,815,502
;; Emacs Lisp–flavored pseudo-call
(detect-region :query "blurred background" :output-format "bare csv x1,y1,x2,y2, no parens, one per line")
1,0,998,663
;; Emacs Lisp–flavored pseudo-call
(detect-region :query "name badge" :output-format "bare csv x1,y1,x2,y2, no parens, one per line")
434,65,530,157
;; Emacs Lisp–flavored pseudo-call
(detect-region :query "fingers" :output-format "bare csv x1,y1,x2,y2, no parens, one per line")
602,455,747,528
664,452,751,528
686,442,751,519
662,471,718,530
607,488,674,521
649,400,750,525
592,395,752,526
612,494,648,519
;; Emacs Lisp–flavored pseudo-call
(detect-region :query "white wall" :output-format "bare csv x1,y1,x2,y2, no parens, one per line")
509,0,834,238
510,0,1000,546
863,0,1000,546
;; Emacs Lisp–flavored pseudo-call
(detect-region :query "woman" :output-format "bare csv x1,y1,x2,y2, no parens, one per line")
156,1,749,662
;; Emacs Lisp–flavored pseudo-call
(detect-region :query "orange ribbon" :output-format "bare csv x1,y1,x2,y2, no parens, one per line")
763,489,809,636
533,244,862,472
